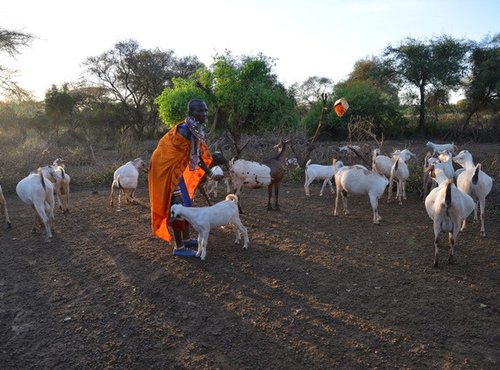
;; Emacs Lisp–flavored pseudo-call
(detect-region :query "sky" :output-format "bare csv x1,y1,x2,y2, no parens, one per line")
1,0,499,101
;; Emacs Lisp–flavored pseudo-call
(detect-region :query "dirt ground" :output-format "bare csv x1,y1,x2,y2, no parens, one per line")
0,173,499,369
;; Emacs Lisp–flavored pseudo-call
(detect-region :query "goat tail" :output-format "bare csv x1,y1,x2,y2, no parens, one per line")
116,175,122,189
444,180,453,209
60,168,65,179
225,193,239,204
390,159,399,177
37,168,46,190
472,164,481,185
305,159,312,167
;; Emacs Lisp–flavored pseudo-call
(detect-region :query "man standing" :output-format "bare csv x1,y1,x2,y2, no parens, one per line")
149,99,213,255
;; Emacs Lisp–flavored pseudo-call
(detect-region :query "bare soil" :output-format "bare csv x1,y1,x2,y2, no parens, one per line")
1,178,499,369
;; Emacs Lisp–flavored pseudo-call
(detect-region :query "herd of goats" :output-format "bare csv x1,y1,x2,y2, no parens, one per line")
0,140,494,266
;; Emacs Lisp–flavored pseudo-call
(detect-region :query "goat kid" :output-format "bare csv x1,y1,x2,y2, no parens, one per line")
424,180,475,267
334,165,389,224
304,158,344,196
110,158,148,209
16,169,56,241
170,194,249,260
0,184,12,228
389,149,416,205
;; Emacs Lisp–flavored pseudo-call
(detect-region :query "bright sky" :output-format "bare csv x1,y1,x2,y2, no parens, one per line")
1,0,498,100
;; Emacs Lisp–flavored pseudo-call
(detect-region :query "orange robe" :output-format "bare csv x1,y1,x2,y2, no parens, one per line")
149,122,212,241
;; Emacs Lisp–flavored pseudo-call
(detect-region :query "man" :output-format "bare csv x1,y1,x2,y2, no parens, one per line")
149,99,213,255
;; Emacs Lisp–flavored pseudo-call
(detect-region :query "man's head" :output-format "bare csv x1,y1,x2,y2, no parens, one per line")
187,99,208,124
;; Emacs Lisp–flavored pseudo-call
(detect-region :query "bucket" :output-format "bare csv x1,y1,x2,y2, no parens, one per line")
334,98,349,117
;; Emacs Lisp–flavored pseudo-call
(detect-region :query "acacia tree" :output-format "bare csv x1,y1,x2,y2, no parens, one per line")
0,27,34,99
384,35,469,133
83,39,202,137
462,33,500,129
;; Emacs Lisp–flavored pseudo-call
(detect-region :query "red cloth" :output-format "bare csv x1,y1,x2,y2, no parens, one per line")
149,122,212,241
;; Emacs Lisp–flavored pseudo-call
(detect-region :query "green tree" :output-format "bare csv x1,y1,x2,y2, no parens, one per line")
156,52,298,144
0,27,34,99
462,33,500,129
384,35,469,133
83,39,202,137
291,76,333,109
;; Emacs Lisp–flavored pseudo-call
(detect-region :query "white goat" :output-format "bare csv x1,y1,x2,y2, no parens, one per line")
0,184,12,228
203,165,225,198
421,152,438,201
389,149,416,204
16,169,56,241
304,158,344,196
436,150,456,179
425,141,457,155
110,158,148,209
452,150,493,237
372,148,414,201
51,159,71,213
229,158,272,194
334,165,389,224
170,194,250,260
425,180,475,267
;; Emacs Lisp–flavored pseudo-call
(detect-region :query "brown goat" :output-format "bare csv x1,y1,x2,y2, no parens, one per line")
264,139,290,211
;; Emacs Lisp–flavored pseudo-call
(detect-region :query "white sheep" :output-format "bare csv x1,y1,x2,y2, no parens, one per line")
109,158,148,209
170,194,250,260
334,165,389,224
389,149,416,204
0,184,12,228
425,141,457,155
304,158,344,196
425,179,475,267
452,150,493,237
16,169,56,241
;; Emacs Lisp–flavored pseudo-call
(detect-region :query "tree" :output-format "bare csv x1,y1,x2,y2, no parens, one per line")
156,52,298,145
83,39,202,137
384,35,469,133
0,27,34,99
291,76,333,109
462,33,500,129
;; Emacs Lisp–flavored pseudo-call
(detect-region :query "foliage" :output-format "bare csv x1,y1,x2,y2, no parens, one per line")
384,35,469,133
155,77,211,128
0,27,34,99
462,33,500,129
83,39,202,137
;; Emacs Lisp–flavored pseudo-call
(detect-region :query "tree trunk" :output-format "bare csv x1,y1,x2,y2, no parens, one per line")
418,85,426,134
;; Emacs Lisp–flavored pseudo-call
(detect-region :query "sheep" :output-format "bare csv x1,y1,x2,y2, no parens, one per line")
170,194,249,260
389,149,416,204
229,139,290,211
304,158,344,196
452,150,493,237
424,180,475,267
0,184,12,229
425,141,457,155
16,168,56,241
109,158,148,209
51,159,71,213
334,165,389,224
